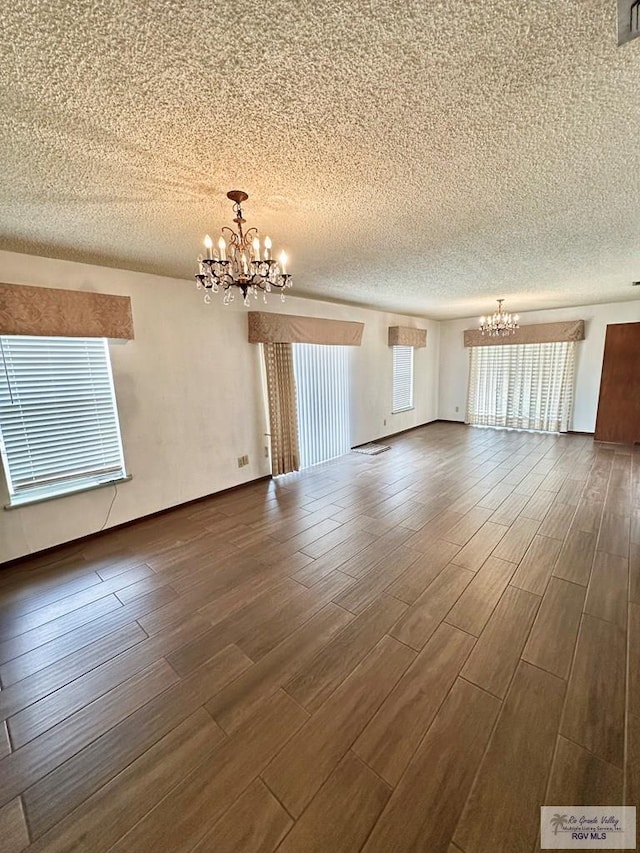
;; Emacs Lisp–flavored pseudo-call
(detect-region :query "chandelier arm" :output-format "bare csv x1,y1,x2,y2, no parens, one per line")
221,226,239,248
244,227,258,246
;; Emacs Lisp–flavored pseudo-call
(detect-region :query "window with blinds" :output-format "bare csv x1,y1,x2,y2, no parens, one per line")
392,345,414,413
466,341,576,433
293,343,351,469
0,336,127,506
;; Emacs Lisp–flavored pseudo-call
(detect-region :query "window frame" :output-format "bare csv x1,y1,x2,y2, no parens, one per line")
292,342,351,469
466,341,576,433
392,345,414,414
0,335,129,509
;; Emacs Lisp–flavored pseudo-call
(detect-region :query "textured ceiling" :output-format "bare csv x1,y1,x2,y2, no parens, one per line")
1,0,640,319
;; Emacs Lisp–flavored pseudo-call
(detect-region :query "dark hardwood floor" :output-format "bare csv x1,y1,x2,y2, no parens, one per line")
0,422,638,852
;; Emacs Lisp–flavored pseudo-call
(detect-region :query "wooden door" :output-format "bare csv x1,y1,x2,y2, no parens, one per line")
594,322,640,444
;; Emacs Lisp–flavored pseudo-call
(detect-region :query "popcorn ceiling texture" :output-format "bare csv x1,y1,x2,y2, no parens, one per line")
0,0,639,318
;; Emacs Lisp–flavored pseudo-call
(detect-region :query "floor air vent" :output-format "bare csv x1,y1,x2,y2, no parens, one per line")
352,444,391,456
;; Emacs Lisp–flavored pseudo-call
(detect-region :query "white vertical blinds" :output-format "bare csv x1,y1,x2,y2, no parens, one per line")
392,345,414,412
0,336,127,505
292,343,351,469
466,341,576,432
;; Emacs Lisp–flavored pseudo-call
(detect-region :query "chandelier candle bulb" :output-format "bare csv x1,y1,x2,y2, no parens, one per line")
218,236,226,261
253,237,260,261
204,234,213,259
280,251,287,274
264,236,272,260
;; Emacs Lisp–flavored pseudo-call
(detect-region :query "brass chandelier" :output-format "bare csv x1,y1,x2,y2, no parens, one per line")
479,299,520,337
196,190,292,307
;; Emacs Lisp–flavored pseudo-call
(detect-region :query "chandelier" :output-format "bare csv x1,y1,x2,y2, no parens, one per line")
195,190,292,307
479,299,520,337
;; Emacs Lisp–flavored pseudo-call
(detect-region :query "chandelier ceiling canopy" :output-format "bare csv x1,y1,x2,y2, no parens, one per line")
196,190,292,307
479,299,520,337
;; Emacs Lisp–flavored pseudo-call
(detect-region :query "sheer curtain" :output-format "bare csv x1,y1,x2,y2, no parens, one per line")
263,342,300,476
466,341,576,432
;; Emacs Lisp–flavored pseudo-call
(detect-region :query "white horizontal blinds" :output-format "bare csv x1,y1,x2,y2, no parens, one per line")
293,343,351,469
0,336,126,504
466,341,576,432
392,345,414,412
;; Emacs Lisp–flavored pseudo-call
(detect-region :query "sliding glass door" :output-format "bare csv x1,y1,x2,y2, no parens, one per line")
466,341,576,432
293,343,351,468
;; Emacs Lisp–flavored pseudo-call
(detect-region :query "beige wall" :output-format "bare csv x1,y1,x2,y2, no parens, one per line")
0,250,439,562
6,247,636,564
438,300,640,430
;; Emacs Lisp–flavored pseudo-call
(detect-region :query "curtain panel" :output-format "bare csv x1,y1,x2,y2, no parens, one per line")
263,342,300,476
466,342,576,432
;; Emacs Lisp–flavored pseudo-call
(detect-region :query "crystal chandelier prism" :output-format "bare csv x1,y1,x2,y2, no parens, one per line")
195,190,292,307
479,299,520,337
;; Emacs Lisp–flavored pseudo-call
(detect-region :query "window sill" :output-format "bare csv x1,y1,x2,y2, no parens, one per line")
392,407,415,414
4,475,132,510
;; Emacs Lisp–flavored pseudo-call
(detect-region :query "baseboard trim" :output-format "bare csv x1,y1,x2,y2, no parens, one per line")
354,419,445,447
1,474,273,570
567,430,595,436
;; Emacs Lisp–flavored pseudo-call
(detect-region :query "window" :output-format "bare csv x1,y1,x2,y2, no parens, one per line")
392,345,414,413
0,336,127,506
293,343,351,469
466,341,576,432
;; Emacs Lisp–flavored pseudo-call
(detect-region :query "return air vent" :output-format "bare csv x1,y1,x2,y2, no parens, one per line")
618,0,640,45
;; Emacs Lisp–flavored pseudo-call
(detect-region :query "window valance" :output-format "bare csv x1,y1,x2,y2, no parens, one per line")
248,311,364,346
0,283,134,340
463,320,585,348
388,326,427,348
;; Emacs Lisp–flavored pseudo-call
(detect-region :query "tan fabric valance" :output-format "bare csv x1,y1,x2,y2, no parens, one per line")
248,311,364,346
388,326,427,348
463,320,585,348
0,283,134,340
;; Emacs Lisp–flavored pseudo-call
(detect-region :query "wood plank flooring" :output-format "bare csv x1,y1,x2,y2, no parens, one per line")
0,422,638,852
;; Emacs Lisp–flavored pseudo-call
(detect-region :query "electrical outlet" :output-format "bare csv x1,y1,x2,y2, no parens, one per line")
243,454,249,466
455,406,459,413
264,446,269,458
383,419,387,426
237,456,244,468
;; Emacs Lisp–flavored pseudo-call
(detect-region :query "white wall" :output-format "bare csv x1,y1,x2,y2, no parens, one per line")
438,300,640,430
0,250,439,562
